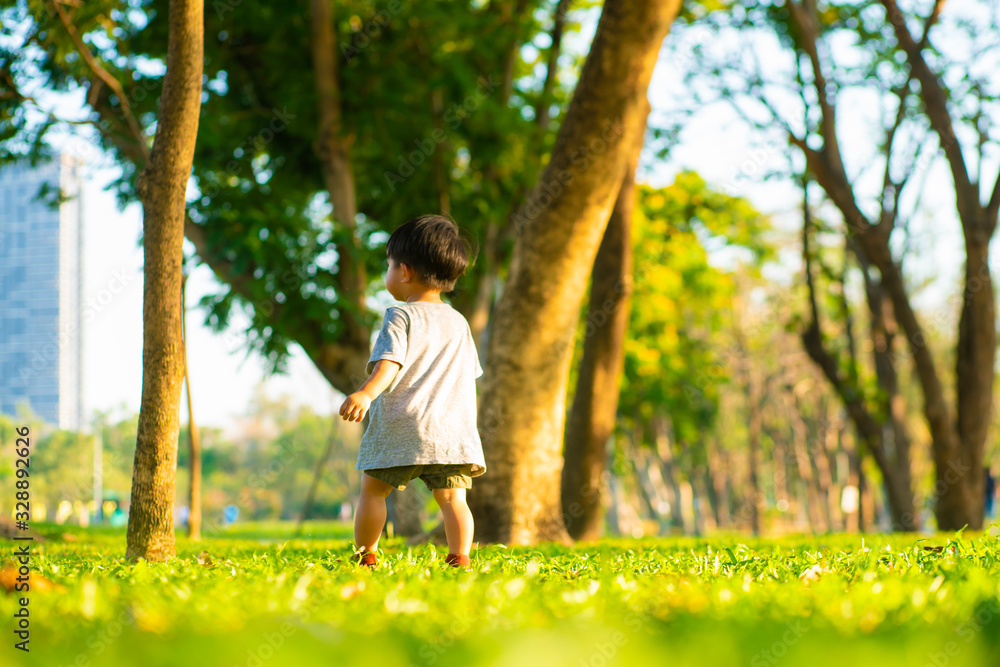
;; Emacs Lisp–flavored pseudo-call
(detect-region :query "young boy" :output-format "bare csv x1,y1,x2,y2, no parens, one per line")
339,214,485,569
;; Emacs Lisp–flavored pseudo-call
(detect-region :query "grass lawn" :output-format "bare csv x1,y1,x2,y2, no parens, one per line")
3,522,999,666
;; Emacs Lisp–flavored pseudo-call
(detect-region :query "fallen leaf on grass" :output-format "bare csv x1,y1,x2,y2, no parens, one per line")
799,564,832,583
197,551,214,567
0,568,66,594
340,581,366,599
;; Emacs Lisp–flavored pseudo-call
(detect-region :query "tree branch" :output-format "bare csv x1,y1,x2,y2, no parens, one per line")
800,185,887,466
987,170,1000,228
48,0,149,162
535,0,571,131
878,0,977,226
786,0,845,178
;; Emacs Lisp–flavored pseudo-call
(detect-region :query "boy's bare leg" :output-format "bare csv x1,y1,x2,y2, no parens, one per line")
355,473,395,553
433,487,474,556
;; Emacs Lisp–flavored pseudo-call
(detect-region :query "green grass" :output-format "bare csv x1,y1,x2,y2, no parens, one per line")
4,523,1000,666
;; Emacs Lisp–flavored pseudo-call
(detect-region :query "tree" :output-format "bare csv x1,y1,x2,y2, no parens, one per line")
562,170,771,540
799,175,918,530
181,273,202,540
616,174,772,535
561,118,643,541
1,0,588,540
124,0,203,561
686,0,1000,530
468,0,682,545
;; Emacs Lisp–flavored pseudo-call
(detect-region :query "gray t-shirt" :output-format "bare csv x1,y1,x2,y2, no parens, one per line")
355,301,486,476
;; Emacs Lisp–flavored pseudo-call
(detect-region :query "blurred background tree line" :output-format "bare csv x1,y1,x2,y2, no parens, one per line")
2,0,999,546
0,392,361,529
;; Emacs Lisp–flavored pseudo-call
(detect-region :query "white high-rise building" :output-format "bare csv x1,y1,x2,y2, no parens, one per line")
0,154,84,431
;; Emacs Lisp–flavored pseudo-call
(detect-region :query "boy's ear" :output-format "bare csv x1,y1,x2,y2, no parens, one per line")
400,262,413,282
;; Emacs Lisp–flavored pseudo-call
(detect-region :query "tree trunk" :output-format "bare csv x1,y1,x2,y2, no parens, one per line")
561,118,643,540
855,239,919,531
745,366,763,536
948,239,992,529
700,455,720,530
181,275,201,541
297,426,338,532
799,180,919,531
773,435,791,515
126,0,203,562
467,0,680,545
307,0,371,396
710,444,731,528
876,8,996,528
387,486,426,537
791,0,996,532
788,399,824,533
691,465,714,534
820,401,843,530
843,426,860,532
653,416,685,533
859,454,873,533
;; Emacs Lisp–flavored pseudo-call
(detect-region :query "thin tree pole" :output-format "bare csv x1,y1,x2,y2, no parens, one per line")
297,419,339,534
181,273,202,540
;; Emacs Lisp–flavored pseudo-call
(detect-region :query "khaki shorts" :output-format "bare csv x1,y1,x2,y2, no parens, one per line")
363,463,476,491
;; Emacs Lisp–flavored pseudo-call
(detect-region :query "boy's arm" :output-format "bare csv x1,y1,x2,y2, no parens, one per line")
339,359,402,422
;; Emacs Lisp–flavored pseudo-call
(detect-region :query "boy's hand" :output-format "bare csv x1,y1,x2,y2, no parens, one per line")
340,391,372,422
339,359,401,423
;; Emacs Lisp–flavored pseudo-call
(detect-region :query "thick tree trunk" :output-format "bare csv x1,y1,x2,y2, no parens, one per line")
126,0,203,562
181,275,201,541
945,238,992,529
467,0,680,545
308,0,371,394
560,120,642,540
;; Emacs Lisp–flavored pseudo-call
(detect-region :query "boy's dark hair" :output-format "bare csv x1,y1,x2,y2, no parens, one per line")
386,214,472,292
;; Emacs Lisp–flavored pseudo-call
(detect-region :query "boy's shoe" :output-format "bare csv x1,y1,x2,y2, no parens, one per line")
352,551,378,568
445,553,471,569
